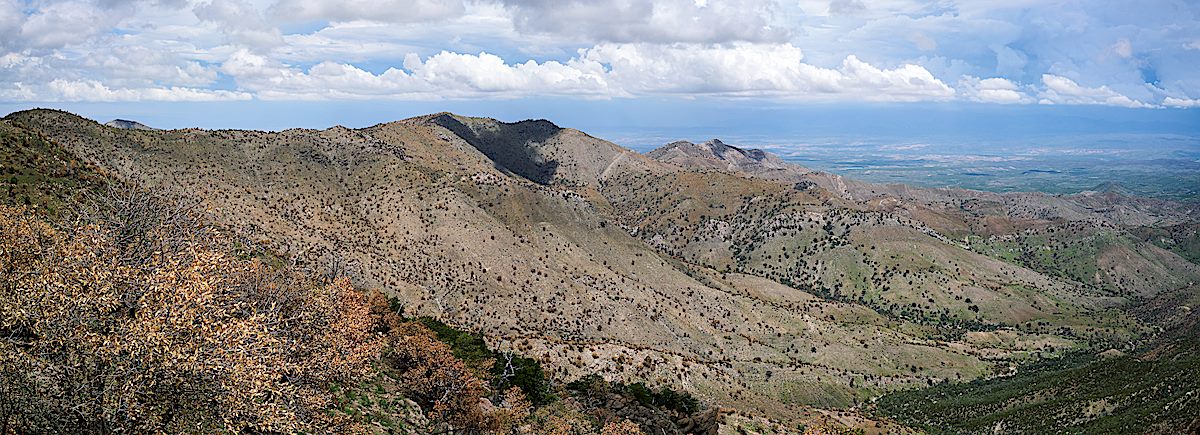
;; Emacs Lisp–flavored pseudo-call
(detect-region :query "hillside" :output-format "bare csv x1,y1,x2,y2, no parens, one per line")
646,140,1200,298
5,109,1199,432
875,284,1200,433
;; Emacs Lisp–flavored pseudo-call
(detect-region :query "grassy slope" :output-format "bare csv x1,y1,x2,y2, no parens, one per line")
0,120,109,215
1134,223,1200,266
601,170,1146,342
875,303,1200,435
973,225,1200,300
876,347,1200,433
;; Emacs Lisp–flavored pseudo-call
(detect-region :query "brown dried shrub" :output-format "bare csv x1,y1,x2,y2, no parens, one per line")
0,191,384,433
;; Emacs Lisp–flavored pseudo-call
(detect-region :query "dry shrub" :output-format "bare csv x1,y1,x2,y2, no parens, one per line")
0,190,384,433
385,317,533,433
536,415,642,435
543,415,593,435
600,419,643,435
0,185,566,434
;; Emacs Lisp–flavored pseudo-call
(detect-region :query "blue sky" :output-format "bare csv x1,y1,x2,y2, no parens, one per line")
1,0,1199,145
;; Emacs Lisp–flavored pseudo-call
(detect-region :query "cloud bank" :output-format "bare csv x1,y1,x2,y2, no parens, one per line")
0,0,1196,107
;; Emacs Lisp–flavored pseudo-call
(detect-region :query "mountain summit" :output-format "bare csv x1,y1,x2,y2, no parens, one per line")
420,112,663,189
104,119,157,130
647,139,807,177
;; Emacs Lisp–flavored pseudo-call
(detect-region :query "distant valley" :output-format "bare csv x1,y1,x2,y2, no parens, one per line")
619,134,1200,203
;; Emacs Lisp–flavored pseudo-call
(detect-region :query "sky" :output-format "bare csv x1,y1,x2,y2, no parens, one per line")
1,0,1199,143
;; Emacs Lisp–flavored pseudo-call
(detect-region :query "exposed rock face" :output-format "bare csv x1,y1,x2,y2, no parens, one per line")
104,119,157,130
647,139,810,181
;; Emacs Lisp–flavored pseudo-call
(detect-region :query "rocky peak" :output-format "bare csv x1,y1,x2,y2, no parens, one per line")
104,119,157,130
647,138,799,175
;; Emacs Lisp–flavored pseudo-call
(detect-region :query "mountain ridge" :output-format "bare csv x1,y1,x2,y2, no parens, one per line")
646,137,1198,232
5,108,1198,431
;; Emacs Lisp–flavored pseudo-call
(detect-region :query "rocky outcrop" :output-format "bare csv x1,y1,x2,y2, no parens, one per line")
647,139,809,179
104,119,157,130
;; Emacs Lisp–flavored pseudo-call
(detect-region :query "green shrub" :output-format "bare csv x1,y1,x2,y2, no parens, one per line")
417,316,552,405
568,377,702,415
494,353,553,406
654,387,700,414
626,382,654,406
417,317,493,364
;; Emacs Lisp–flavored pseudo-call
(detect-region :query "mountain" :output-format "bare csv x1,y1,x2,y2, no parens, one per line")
427,113,664,186
646,140,1197,228
103,118,157,130
5,108,1198,432
646,139,1200,298
647,139,811,180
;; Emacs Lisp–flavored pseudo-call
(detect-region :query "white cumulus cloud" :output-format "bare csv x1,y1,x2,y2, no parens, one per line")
0,79,252,102
1162,97,1200,108
213,43,955,101
0,0,1195,108
958,76,1029,104
219,48,611,100
502,0,789,44
270,0,466,23
578,43,954,100
1038,74,1154,108
193,0,284,49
